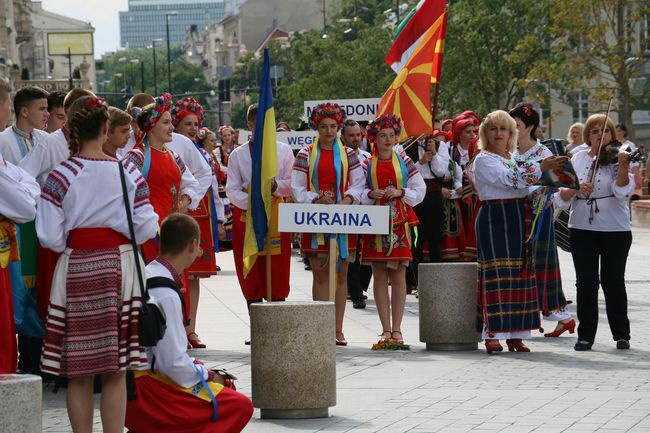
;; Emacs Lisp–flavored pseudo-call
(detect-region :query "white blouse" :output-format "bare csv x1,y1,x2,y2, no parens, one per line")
144,260,209,388
0,126,49,165
0,156,40,223
166,132,213,200
469,151,542,201
36,157,159,253
19,128,69,187
554,150,634,231
416,141,450,179
226,141,295,211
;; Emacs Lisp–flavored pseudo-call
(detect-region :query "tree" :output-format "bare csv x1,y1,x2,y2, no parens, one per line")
526,0,650,137
439,0,555,117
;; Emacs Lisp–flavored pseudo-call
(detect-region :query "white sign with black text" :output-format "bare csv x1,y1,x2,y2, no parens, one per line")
303,98,381,122
277,203,390,235
237,130,318,150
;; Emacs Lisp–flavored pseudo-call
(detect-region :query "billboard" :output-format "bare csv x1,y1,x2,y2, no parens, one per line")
47,33,94,56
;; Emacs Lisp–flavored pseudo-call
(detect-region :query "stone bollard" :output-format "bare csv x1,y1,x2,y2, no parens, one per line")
0,374,42,433
418,262,480,351
250,301,336,419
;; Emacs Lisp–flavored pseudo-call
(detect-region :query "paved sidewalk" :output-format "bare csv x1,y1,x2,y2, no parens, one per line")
42,226,650,433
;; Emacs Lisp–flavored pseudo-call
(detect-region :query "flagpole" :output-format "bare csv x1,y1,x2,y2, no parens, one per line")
431,9,449,124
265,235,273,302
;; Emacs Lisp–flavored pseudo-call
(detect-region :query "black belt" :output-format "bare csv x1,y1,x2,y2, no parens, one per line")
577,195,614,224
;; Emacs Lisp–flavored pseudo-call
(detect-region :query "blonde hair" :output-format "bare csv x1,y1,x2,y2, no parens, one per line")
566,122,584,144
478,110,518,153
108,107,132,130
583,114,615,146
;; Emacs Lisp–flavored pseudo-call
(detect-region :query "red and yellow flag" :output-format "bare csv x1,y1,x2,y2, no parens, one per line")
378,11,448,140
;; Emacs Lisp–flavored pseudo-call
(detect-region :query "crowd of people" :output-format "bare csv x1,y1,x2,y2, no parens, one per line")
0,80,643,432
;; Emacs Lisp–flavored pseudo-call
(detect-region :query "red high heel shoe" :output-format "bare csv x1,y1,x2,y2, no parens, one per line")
335,332,348,346
544,319,576,337
506,339,530,352
485,340,503,354
187,332,206,349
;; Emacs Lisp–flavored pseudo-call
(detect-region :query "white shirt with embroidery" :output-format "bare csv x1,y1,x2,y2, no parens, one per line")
0,152,40,223
0,126,49,165
469,151,542,201
19,128,69,187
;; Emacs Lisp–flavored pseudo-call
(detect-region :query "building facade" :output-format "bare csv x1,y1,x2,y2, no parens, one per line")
119,0,226,49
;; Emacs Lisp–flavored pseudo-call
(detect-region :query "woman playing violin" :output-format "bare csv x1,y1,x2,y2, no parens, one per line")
556,114,634,351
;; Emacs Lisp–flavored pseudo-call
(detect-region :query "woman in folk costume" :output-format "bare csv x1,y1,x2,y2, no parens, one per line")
171,97,220,349
0,152,39,373
292,103,365,346
361,115,425,344
123,93,201,264
215,125,235,250
196,127,226,241
509,103,574,337
36,96,159,433
467,110,566,354
450,117,478,259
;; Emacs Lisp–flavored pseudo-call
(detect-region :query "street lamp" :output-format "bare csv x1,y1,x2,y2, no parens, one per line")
150,38,163,95
118,57,127,91
130,59,140,94
166,11,179,94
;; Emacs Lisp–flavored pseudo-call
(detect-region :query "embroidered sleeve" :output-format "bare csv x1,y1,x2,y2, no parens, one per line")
123,149,145,172
41,158,84,208
346,147,361,171
292,147,310,174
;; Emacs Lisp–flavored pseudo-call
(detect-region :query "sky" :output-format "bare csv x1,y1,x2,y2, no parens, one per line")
40,0,129,58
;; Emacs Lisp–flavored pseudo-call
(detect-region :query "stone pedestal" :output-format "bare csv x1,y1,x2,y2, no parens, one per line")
418,263,480,351
250,301,336,419
0,374,42,432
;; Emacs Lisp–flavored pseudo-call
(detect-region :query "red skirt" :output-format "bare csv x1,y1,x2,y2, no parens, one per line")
361,224,413,264
460,196,478,259
0,266,17,373
125,375,253,433
441,198,467,261
232,207,291,301
187,195,217,279
301,233,357,257
36,245,61,323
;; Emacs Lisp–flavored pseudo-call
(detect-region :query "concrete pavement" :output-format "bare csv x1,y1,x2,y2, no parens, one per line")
42,226,650,433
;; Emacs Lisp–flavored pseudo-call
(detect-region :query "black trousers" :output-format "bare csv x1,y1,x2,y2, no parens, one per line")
348,238,372,302
569,229,632,342
411,189,443,284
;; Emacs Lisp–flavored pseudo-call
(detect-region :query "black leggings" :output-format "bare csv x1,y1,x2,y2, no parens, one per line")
569,229,632,342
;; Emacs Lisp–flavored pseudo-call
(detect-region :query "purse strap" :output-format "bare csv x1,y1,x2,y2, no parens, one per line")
118,161,148,302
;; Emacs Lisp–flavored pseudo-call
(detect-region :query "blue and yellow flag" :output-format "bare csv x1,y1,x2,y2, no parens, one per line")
243,48,279,276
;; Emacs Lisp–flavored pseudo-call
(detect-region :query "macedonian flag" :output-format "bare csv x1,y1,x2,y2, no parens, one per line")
379,10,448,140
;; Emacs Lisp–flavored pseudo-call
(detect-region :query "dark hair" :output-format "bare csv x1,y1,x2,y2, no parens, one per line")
160,213,200,255
0,79,11,103
47,91,66,113
136,102,157,132
67,96,109,156
13,86,49,117
508,102,539,140
127,93,155,112
247,103,259,123
341,119,360,136
616,123,628,138
63,88,95,114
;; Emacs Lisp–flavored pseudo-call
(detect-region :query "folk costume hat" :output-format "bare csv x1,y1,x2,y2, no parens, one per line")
309,103,347,130
452,118,475,145
171,97,204,127
366,113,402,144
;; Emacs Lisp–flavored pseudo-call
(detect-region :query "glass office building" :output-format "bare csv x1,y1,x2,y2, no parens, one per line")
120,0,225,49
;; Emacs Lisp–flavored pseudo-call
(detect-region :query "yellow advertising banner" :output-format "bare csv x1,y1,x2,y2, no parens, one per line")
47,33,94,56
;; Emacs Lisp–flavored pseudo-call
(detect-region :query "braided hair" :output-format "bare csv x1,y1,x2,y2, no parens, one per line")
67,96,109,156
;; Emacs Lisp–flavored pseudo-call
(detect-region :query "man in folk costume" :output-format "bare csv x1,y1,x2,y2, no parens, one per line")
291,103,365,346
0,86,49,373
171,97,219,349
0,150,40,373
126,214,253,433
226,104,294,327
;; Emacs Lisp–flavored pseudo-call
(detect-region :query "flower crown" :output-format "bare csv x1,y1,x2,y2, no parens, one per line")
171,97,204,127
141,93,173,133
218,124,234,136
196,127,212,144
309,103,347,130
366,114,402,142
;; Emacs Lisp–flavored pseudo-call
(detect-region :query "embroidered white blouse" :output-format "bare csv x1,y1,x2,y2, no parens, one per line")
554,150,634,231
19,128,69,187
0,154,40,223
469,150,542,201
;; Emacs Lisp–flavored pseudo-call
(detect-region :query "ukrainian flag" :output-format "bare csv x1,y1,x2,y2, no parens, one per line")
243,48,278,276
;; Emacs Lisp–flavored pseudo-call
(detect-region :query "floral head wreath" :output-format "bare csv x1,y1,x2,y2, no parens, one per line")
171,97,204,127
196,127,213,145
366,114,402,143
218,124,234,136
140,92,173,135
309,103,347,130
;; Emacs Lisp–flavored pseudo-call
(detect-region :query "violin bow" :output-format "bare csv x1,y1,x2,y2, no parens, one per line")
589,97,614,185
400,134,426,152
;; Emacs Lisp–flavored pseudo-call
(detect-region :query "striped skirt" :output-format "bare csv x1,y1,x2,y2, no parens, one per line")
476,199,540,334
530,204,567,316
41,243,146,377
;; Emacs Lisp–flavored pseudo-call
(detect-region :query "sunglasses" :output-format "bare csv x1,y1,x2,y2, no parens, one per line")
589,128,611,135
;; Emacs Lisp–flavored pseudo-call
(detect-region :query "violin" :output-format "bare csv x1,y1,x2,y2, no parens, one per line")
596,140,646,166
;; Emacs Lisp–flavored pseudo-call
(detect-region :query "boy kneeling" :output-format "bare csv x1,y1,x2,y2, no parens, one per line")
126,213,253,433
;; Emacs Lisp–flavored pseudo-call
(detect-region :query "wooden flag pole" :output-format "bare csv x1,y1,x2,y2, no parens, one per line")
265,235,272,302
401,133,426,152
328,237,337,302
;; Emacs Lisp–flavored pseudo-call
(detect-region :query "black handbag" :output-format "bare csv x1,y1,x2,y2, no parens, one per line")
118,161,166,347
